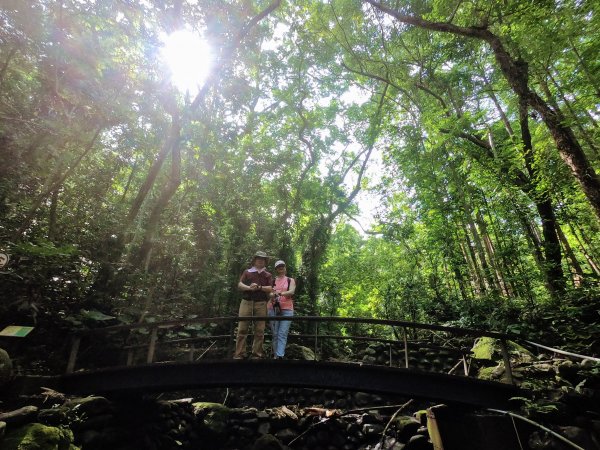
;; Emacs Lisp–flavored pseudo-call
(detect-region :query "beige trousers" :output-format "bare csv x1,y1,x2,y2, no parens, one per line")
234,300,267,358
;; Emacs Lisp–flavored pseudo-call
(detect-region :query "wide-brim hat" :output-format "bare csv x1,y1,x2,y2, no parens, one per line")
252,251,269,262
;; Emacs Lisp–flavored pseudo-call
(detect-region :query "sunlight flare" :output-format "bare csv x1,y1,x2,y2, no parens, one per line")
160,29,213,95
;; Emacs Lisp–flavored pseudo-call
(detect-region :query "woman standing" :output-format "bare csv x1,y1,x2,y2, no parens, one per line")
268,260,296,359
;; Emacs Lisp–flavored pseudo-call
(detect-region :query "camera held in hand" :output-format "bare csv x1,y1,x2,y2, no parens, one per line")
273,295,282,315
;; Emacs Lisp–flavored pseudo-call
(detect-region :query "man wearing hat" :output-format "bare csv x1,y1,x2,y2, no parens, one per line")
234,251,273,359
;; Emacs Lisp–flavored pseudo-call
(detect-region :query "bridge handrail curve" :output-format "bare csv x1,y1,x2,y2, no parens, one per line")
522,340,600,363
70,315,510,340
62,316,600,391
65,315,515,380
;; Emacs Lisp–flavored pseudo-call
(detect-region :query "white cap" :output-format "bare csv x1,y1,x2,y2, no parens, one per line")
274,260,286,268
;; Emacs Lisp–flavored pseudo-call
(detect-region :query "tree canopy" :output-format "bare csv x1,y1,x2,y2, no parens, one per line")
1,0,599,350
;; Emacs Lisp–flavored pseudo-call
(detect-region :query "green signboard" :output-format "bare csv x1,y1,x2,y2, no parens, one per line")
0,326,34,337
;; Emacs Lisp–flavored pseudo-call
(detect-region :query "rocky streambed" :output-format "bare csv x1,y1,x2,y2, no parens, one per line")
0,390,433,450
1,339,600,449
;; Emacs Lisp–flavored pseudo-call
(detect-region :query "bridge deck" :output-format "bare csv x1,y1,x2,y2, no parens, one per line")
56,360,520,409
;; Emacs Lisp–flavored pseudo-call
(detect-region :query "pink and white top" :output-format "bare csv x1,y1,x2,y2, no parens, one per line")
271,276,294,311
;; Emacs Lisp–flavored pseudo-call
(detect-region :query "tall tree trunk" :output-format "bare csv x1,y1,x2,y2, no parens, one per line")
555,224,584,286
518,96,565,294
459,229,486,295
123,124,180,234
0,47,17,91
298,86,387,315
458,240,478,294
568,37,600,99
135,115,182,265
481,196,519,298
568,223,600,277
515,207,554,296
542,74,599,157
476,209,510,297
48,188,59,241
13,126,103,240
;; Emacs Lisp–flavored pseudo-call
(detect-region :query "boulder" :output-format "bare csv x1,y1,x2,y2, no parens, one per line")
0,348,13,385
394,415,421,442
285,344,315,361
471,338,533,364
404,433,432,450
193,402,232,441
471,337,497,361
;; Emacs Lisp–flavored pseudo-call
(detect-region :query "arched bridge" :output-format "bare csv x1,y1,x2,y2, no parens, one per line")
58,359,519,409
12,315,545,409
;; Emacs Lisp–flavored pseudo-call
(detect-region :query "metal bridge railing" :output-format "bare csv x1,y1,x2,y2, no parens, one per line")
65,315,518,382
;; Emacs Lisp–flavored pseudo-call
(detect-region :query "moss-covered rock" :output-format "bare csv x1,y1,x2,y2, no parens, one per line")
0,423,78,450
413,410,428,426
193,402,231,436
477,365,500,381
285,344,315,361
471,337,497,361
393,415,421,441
472,338,534,361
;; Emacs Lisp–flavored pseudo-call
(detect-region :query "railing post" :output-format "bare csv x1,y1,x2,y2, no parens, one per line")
462,354,469,376
499,338,515,385
66,336,81,374
147,327,158,364
314,322,319,361
228,320,235,358
189,345,195,362
388,344,392,367
403,327,409,368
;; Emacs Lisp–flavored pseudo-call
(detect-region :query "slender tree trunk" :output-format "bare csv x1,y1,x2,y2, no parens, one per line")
568,37,600,99
568,223,600,277
555,224,584,286
481,197,519,298
135,115,182,265
123,127,179,233
13,126,102,240
467,217,498,293
542,74,599,157
485,84,515,138
460,229,486,295
119,159,139,204
48,188,59,241
518,95,566,294
299,219,330,317
0,47,17,91
476,209,510,297
533,199,565,293
515,207,554,295
458,241,478,295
